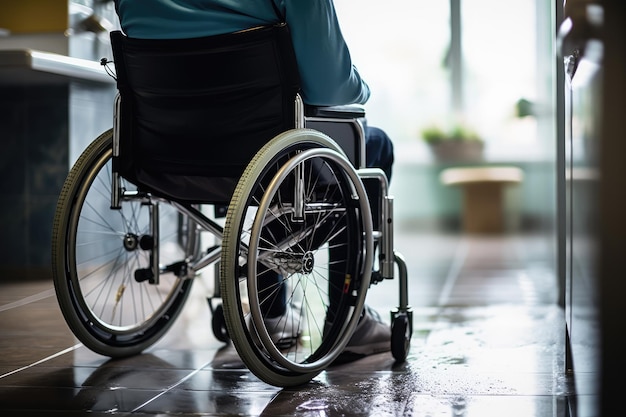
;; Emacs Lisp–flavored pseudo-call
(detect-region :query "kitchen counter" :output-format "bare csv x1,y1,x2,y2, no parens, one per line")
0,49,114,85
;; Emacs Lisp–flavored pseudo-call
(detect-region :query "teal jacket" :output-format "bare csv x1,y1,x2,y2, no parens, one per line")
113,0,370,106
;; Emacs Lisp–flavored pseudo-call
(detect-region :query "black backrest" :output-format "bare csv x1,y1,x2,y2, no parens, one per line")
110,24,300,203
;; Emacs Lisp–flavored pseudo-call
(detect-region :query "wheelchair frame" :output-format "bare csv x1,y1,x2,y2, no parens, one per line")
51,27,412,388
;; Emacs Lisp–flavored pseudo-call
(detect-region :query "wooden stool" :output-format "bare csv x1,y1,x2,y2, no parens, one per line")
440,166,523,234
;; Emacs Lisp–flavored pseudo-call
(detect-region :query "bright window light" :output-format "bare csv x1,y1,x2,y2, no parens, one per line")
334,0,544,161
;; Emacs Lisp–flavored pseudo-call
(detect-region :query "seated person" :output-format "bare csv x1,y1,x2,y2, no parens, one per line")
113,0,395,361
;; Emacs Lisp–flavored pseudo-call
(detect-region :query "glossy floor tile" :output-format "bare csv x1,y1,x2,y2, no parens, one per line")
0,231,581,416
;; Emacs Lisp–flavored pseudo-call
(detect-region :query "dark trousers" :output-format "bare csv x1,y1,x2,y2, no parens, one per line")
364,126,394,182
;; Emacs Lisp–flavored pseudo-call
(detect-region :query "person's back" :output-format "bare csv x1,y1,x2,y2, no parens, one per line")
114,0,369,107
112,0,395,362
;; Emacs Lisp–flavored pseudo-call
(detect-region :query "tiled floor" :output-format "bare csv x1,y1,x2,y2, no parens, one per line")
0,230,579,416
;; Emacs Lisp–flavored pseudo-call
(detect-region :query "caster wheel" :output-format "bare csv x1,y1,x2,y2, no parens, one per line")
391,312,411,362
212,304,230,343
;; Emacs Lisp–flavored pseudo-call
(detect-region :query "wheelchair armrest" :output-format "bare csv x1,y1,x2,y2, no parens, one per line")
304,104,366,169
304,104,366,119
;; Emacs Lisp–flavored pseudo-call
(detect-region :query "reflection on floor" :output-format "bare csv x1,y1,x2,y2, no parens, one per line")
0,232,579,416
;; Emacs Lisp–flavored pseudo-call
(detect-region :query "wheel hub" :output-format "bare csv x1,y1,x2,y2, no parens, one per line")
301,251,315,274
123,233,139,251
271,251,316,275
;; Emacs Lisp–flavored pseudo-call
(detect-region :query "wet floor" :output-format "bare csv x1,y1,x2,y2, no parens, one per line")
0,231,582,416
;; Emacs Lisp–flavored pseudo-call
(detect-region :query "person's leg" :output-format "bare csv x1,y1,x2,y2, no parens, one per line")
257,268,286,317
259,126,396,356
326,125,396,363
364,126,394,181
255,222,298,348
328,124,394,315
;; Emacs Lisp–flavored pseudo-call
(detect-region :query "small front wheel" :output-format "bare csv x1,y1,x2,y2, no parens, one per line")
391,311,412,362
211,303,230,343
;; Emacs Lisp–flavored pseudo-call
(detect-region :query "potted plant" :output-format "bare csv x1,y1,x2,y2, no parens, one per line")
421,124,484,163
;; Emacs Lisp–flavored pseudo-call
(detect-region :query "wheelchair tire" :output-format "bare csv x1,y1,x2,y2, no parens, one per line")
52,129,197,357
221,129,373,387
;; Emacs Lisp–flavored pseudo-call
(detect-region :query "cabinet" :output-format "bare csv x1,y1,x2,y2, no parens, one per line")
560,1,602,415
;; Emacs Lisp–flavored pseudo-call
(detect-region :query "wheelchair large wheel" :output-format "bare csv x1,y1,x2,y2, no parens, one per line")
52,129,198,357
221,129,373,387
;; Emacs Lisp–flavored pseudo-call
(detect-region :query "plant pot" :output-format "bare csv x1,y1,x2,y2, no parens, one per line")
429,140,484,163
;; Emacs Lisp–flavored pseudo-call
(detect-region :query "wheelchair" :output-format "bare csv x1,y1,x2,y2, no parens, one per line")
51,24,412,387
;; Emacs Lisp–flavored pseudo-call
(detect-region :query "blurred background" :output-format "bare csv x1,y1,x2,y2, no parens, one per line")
334,0,557,238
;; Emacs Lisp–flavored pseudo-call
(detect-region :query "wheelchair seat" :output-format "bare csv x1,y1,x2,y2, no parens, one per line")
110,24,300,203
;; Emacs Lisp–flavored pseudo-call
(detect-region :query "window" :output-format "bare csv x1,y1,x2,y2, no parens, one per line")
335,0,550,161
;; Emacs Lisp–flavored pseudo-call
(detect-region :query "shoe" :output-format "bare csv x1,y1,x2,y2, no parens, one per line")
333,305,391,364
250,304,302,350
